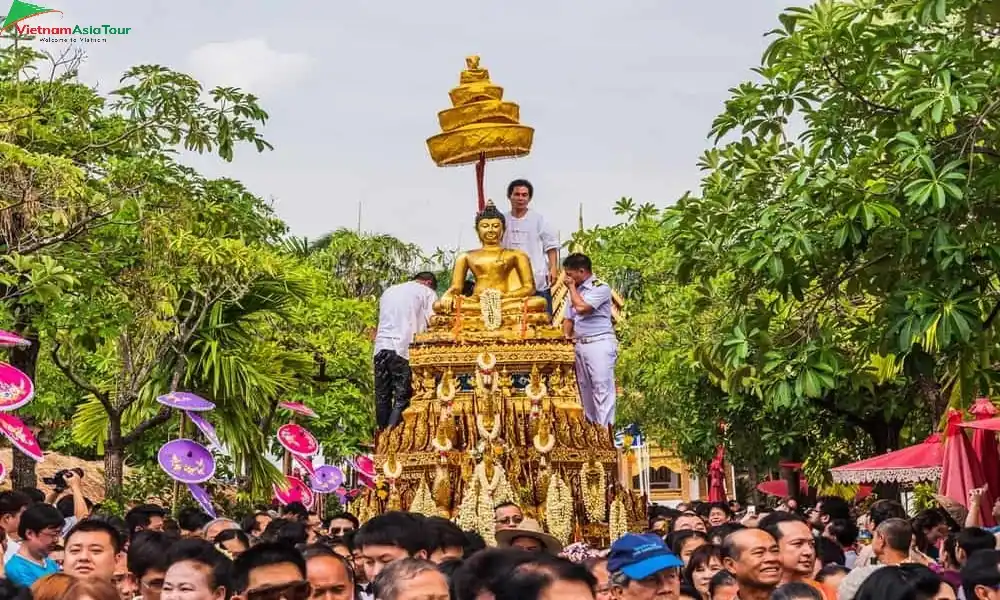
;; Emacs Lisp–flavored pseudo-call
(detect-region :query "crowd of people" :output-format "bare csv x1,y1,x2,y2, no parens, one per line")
0,478,999,600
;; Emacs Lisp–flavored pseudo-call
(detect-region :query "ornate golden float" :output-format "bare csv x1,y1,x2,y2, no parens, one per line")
350,58,644,546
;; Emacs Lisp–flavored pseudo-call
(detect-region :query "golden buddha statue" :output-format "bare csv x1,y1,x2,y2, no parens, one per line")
432,201,547,324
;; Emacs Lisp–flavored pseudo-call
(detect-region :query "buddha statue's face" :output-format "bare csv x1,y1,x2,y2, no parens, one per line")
476,217,504,245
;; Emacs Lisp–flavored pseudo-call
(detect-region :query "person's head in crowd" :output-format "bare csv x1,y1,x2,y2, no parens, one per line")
583,556,611,600
721,528,781,595
266,519,309,547
683,543,723,599
178,508,213,539
706,503,732,528
63,577,121,600
815,536,846,573
815,564,849,590
758,511,816,583
873,518,914,565
301,544,353,600
649,517,669,537
232,542,307,598
128,531,172,600
64,518,124,581
436,557,462,585
373,558,449,600
353,511,429,582
49,543,65,569
868,499,907,529
326,514,359,538
671,512,707,534
239,513,271,539
203,519,240,542
956,527,996,567
162,538,233,600
771,581,824,600
306,512,322,540
215,530,250,561
282,503,309,523
961,549,1000,600
425,517,466,564
809,496,851,532
18,488,44,505
493,502,524,531
56,496,94,522
607,533,682,600
0,490,32,539
326,537,351,560
707,522,745,547
708,569,738,600
114,562,140,600
461,530,486,558
32,573,73,600
493,556,597,600
451,548,537,600
126,505,167,539
495,518,563,555
853,563,943,600
824,518,859,549
912,509,951,554
666,530,707,566
18,503,64,559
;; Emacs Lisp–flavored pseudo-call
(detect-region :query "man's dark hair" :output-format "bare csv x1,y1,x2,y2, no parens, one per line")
0,491,31,517
55,495,93,519
232,542,306,593
128,530,172,579
16,488,43,505
815,536,845,566
707,501,733,518
125,503,166,536
666,530,708,557
413,272,438,289
493,556,595,600
876,517,913,552
709,570,737,596
911,508,950,551
758,511,808,543
300,544,354,585
262,518,308,546
282,502,308,521
958,527,996,559
771,582,824,600
65,518,125,553
816,496,851,521
962,548,1000,599
475,202,506,230
452,548,537,600
18,503,63,539
816,564,850,583
868,499,906,526
166,538,233,597
826,518,859,548
215,529,250,549
426,517,467,554
353,511,429,556
562,253,592,272
326,512,360,529
239,512,270,535
0,578,31,600
506,179,533,199
462,530,486,558
178,507,213,533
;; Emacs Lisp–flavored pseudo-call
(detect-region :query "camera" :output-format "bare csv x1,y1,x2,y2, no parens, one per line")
42,468,83,492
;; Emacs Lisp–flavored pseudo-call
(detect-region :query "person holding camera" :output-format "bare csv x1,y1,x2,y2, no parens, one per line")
43,469,89,535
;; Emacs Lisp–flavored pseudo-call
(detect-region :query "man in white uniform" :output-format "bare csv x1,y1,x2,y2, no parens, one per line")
562,253,617,426
373,272,438,429
501,179,560,314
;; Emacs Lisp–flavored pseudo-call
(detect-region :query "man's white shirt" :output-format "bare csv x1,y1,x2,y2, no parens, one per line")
373,281,436,360
502,210,559,292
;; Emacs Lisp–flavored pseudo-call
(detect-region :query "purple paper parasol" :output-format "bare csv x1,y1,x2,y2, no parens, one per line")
185,411,221,450
157,392,215,412
158,439,215,484
309,465,344,494
186,483,217,518
277,423,319,457
279,402,318,418
0,363,34,411
0,414,42,462
0,330,29,348
274,476,314,509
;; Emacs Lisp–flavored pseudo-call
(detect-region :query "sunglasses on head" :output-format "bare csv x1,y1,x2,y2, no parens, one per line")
247,581,311,600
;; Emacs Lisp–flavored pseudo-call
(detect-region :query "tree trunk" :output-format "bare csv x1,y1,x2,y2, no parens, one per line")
7,314,39,489
104,412,124,501
861,414,905,501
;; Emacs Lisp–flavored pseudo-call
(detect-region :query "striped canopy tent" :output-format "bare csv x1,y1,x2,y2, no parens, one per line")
831,434,944,484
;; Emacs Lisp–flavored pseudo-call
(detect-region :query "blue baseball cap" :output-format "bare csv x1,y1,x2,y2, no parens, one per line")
607,533,683,580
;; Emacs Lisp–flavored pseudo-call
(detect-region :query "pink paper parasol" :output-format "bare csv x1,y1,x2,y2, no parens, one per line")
277,424,319,457
0,413,43,462
940,409,994,526
310,465,344,494
293,454,316,476
0,363,34,411
274,476,314,509
157,392,215,412
157,439,215,484
187,483,217,519
968,397,1000,499
831,434,944,484
0,330,29,348
279,402,318,418
185,411,221,451
352,455,376,478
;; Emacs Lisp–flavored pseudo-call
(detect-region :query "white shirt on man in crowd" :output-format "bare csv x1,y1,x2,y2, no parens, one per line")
502,209,559,292
373,280,437,360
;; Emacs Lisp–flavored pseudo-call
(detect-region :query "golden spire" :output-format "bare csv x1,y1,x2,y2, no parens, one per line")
426,56,534,166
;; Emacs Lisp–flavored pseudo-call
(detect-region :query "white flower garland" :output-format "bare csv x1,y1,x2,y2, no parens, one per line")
436,380,457,402
580,461,607,522
544,473,573,544
477,414,502,440
474,459,503,492
525,381,547,401
456,478,480,531
609,496,628,542
480,288,503,330
476,352,496,372
409,477,438,516
382,456,403,479
533,428,555,454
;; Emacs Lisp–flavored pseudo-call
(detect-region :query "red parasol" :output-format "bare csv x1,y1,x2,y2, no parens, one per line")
756,478,873,500
708,445,727,502
940,409,994,526
831,434,944,484
966,397,1000,497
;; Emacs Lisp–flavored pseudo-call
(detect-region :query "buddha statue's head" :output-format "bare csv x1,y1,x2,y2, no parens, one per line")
475,201,506,245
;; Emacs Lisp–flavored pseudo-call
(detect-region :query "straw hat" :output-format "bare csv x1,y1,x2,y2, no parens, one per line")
495,518,563,554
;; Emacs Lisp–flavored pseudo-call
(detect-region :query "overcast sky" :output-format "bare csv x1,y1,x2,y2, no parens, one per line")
27,0,791,251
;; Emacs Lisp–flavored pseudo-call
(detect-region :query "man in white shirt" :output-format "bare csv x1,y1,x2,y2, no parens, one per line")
501,179,560,315
373,272,438,429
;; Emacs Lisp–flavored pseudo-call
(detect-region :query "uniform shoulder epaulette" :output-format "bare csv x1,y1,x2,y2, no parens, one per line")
592,278,604,286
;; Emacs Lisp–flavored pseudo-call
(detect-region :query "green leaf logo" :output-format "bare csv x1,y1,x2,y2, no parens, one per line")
1,0,63,31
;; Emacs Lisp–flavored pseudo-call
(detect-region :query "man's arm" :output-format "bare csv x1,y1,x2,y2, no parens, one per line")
540,217,560,285
562,318,574,339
